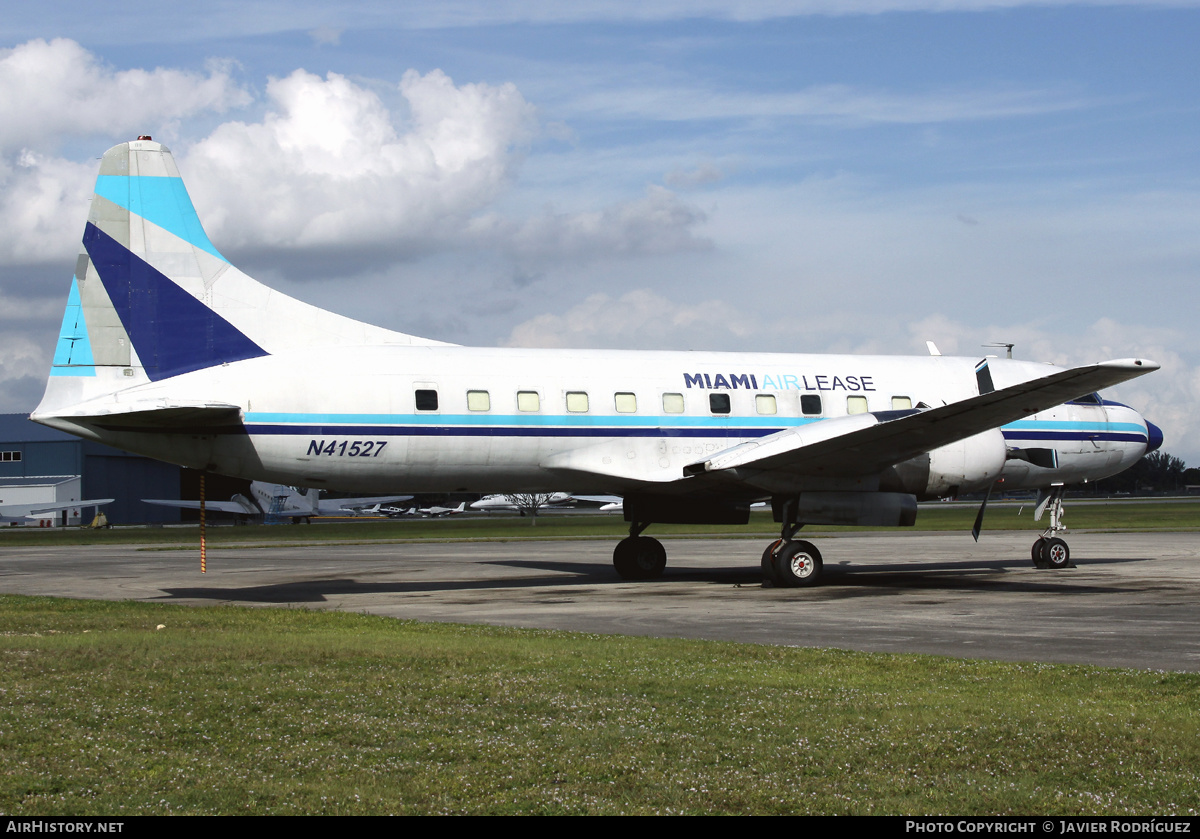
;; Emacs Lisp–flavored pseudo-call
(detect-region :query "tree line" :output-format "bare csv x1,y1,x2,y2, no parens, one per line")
1086,451,1195,495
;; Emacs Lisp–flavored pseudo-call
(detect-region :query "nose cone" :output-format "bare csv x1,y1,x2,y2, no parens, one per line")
1145,421,1164,453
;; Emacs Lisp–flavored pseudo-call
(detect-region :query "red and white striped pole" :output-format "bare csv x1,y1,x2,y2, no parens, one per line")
199,472,207,574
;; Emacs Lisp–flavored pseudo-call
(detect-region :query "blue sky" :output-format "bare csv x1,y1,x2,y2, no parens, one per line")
2,1,1197,459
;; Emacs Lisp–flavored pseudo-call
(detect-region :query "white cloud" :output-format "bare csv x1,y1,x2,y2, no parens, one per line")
180,67,535,252
178,68,710,270
0,38,250,155
504,289,756,350
0,152,94,265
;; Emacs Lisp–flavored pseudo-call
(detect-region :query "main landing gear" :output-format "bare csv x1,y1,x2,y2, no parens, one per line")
611,518,824,586
612,522,667,580
1030,485,1072,570
761,499,823,587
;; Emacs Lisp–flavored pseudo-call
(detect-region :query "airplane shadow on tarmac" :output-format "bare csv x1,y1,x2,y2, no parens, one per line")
158,554,1150,604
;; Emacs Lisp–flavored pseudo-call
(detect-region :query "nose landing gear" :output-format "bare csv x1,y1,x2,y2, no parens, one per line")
1031,485,1073,569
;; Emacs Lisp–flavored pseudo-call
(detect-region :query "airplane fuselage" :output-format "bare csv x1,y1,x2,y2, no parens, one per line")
46,344,1150,500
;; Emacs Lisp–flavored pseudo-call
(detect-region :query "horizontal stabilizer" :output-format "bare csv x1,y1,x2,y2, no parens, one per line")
38,403,243,435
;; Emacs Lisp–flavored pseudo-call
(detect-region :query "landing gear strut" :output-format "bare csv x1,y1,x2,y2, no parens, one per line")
613,521,666,580
762,500,823,587
1031,485,1072,569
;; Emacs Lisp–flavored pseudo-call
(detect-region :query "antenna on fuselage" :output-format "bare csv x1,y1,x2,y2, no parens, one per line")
983,342,1015,359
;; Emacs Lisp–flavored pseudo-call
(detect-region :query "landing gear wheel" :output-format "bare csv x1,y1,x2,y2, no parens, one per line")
773,540,823,588
1041,537,1070,569
613,536,667,580
1031,537,1048,569
761,540,783,585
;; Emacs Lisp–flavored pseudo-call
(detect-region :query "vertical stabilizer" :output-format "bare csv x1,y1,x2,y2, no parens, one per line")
36,139,447,418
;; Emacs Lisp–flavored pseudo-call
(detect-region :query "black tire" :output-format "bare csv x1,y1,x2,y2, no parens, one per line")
1031,537,1048,568
773,540,823,588
613,536,667,580
1042,537,1070,569
761,540,782,585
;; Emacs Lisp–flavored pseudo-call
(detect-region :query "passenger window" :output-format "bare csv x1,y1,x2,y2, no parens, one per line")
801,394,822,415
847,396,868,415
415,389,438,411
755,394,777,415
517,391,540,412
892,396,912,410
709,393,731,414
615,392,637,413
467,390,490,412
566,392,589,413
662,393,685,413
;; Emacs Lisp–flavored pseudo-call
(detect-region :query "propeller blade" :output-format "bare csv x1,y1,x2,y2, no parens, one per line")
972,481,996,543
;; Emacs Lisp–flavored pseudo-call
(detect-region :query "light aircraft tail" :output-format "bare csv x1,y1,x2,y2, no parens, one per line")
37,138,448,418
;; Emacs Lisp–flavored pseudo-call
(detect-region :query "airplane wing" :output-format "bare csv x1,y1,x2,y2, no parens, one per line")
686,358,1158,486
143,497,260,515
0,498,115,520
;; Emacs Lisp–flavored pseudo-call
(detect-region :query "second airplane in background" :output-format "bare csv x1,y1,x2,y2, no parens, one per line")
144,482,411,523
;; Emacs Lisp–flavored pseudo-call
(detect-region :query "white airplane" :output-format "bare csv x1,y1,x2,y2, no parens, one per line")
573,495,624,511
469,492,573,511
32,139,1162,585
0,498,114,525
417,502,467,517
143,481,410,522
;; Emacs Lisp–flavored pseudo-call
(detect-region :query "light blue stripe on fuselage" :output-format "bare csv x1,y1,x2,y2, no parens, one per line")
243,412,1138,437
1004,420,1146,434
93,175,227,263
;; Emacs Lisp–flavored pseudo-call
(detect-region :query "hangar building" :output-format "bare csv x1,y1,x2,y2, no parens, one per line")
0,413,183,525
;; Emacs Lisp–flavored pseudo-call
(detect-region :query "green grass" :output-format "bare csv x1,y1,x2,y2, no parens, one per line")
2,500,1198,548
2,595,1198,815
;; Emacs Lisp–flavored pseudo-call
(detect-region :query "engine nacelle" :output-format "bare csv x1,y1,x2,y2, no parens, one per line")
882,428,1008,499
925,428,1008,497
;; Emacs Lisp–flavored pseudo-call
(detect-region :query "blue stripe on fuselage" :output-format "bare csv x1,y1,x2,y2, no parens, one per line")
248,423,781,439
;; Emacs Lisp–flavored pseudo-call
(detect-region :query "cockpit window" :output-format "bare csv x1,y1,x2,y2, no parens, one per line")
1069,392,1102,405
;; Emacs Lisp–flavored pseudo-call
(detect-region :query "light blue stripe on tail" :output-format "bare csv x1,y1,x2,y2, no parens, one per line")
93,175,227,262
50,276,95,377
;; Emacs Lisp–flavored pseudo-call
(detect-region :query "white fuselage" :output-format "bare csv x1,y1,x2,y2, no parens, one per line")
54,345,1151,499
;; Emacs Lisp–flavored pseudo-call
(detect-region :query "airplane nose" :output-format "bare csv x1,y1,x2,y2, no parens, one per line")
1145,421,1164,453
